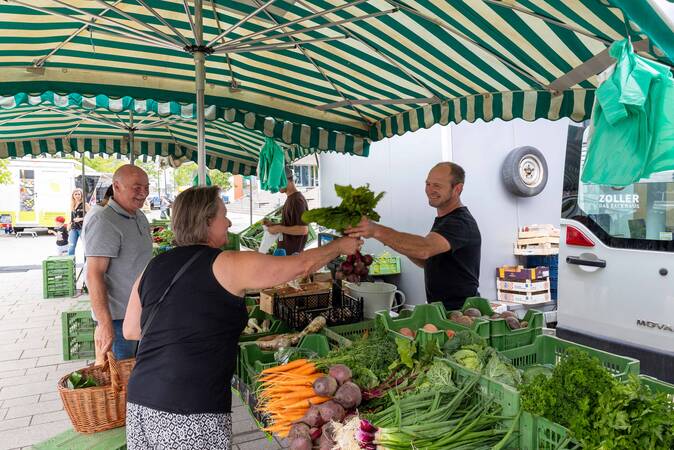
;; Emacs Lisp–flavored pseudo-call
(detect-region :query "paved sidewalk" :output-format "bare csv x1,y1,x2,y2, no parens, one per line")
0,269,285,450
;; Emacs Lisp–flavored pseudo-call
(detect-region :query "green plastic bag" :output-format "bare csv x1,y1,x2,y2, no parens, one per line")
582,40,674,186
258,137,287,193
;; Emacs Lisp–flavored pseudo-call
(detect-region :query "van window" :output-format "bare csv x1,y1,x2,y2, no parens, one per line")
563,123,674,252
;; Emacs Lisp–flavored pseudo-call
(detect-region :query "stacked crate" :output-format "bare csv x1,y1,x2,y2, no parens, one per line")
514,224,560,256
42,256,75,298
61,310,95,360
496,265,551,304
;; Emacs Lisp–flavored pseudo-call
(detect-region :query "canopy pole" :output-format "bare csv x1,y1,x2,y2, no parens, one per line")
128,110,135,165
194,0,207,186
81,152,87,205
249,177,253,225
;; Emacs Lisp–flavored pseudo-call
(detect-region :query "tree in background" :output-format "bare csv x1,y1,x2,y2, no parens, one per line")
173,162,232,191
0,159,11,185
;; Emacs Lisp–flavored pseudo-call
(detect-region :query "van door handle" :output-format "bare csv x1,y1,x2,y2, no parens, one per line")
566,256,606,268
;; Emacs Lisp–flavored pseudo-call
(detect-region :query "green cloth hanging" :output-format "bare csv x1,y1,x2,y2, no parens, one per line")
258,137,287,193
582,39,674,186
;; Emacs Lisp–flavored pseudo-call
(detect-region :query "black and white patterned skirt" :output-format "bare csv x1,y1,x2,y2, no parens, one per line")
126,402,232,450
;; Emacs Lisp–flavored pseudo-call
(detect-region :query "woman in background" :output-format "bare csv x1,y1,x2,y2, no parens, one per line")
68,188,90,257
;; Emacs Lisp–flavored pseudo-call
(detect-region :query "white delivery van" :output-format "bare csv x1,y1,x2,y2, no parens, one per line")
0,158,77,230
557,123,674,382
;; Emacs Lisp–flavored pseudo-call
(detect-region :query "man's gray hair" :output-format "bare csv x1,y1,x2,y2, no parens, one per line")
285,166,294,182
434,162,465,186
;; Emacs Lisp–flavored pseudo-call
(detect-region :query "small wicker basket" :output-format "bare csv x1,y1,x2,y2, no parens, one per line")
57,352,136,433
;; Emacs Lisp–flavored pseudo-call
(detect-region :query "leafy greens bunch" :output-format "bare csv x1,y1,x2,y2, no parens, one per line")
301,184,384,232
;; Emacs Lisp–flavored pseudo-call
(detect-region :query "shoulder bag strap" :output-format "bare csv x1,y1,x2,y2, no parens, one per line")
139,248,209,343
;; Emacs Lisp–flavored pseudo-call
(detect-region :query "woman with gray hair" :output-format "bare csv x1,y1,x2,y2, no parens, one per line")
122,186,361,449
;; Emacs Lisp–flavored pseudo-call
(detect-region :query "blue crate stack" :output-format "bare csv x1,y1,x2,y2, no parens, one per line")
524,255,558,300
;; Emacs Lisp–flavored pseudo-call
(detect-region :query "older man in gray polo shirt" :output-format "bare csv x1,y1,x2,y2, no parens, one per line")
85,165,152,363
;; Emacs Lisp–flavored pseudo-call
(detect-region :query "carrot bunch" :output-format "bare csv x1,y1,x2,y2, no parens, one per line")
256,358,329,437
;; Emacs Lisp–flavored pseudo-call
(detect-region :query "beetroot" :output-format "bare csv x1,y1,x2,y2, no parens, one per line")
309,427,322,441
318,400,346,423
328,364,352,385
318,428,336,449
313,375,338,397
288,423,311,440
334,381,362,409
298,405,323,428
289,436,312,450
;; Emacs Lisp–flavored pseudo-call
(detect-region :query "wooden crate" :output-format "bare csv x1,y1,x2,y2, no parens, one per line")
518,224,560,239
260,281,332,315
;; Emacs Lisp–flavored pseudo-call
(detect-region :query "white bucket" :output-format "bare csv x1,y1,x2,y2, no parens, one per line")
344,282,406,319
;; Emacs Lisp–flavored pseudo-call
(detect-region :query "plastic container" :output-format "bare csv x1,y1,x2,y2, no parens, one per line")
62,336,95,361
43,256,75,299
274,291,362,330
639,374,674,402
501,334,640,380
375,303,490,347
238,305,289,342
321,320,376,348
369,255,401,275
460,297,544,351
519,412,576,450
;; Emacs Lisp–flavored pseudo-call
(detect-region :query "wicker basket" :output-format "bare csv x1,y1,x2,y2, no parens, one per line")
57,352,136,433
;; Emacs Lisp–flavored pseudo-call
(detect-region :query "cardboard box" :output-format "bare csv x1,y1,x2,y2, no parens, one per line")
260,281,332,315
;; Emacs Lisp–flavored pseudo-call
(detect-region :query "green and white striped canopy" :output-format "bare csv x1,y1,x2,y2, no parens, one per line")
0,1,672,154
0,91,324,174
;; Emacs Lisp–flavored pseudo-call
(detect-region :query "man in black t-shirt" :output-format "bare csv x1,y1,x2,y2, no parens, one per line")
265,166,309,255
346,162,481,311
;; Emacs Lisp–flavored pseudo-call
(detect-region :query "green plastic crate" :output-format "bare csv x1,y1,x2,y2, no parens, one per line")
501,335,640,380
63,336,95,361
376,303,490,347
321,320,376,347
639,374,674,402
239,305,289,342
369,255,401,275
519,412,577,450
238,334,330,389
33,427,127,450
459,297,544,351
43,256,75,299
62,310,95,338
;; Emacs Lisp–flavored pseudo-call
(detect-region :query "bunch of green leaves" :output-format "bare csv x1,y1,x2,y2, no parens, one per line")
67,371,98,389
392,337,443,372
301,184,384,232
520,348,617,437
442,329,487,355
313,327,398,389
483,348,521,387
582,376,674,450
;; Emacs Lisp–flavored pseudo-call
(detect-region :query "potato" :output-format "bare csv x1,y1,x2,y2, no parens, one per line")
422,323,439,333
463,308,482,318
446,329,456,339
457,316,474,327
399,327,416,338
449,311,463,321
505,317,521,330
501,311,517,318
490,313,502,320
520,321,529,328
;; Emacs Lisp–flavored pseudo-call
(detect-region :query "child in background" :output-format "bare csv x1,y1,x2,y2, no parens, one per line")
48,216,69,255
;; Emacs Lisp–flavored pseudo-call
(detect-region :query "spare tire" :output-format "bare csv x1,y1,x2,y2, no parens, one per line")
502,146,548,197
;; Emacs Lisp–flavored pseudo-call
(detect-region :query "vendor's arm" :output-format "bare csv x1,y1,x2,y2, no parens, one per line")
123,276,142,340
346,217,450,261
214,237,361,296
267,224,309,236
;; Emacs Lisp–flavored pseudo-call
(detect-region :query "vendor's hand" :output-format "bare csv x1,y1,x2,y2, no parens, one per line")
94,321,114,364
345,216,378,239
336,236,363,255
267,224,282,234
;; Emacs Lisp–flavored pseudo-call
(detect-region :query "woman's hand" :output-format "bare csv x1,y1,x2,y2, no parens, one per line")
336,236,363,256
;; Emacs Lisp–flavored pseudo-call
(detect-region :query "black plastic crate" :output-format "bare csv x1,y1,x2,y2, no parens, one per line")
274,291,362,330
